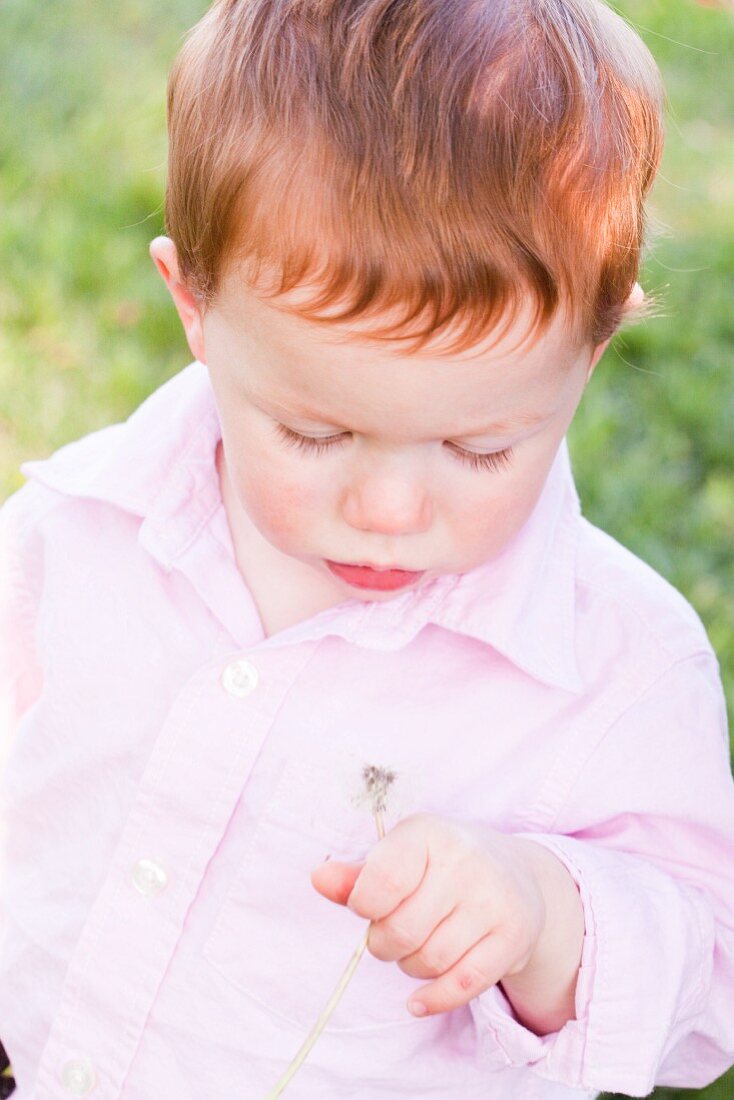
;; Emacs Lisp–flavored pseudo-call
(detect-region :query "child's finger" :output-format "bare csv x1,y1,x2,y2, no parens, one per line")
346,814,431,922
310,859,364,906
406,929,517,1018
366,872,458,964
395,902,495,978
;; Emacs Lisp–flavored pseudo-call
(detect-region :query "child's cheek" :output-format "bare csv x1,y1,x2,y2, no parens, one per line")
458,473,546,562
242,464,321,543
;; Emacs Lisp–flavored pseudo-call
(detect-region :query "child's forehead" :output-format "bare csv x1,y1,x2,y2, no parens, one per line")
207,274,588,439
214,268,583,367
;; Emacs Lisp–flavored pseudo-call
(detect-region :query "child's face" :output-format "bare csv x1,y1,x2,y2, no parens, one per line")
151,238,612,603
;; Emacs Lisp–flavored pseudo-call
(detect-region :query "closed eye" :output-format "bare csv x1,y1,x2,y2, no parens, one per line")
444,442,514,472
274,424,349,456
274,423,513,473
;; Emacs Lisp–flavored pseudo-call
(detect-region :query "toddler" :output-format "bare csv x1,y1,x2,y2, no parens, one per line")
2,0,734,1097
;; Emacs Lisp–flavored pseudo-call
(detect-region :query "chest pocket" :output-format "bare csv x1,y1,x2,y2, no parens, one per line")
202,758,426,1033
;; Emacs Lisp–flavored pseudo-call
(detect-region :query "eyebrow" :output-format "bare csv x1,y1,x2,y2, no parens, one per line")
254,394,548,438
457,410,549,437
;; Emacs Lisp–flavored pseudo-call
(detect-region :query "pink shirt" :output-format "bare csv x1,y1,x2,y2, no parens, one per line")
1,360,733,1100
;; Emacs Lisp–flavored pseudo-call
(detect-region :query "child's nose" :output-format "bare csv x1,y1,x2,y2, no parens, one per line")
342,474,433,536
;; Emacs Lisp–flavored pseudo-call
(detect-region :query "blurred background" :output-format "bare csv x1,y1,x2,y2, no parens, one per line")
0,1,732,1096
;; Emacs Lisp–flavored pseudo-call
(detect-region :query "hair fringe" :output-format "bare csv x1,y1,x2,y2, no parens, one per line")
164,0,666,353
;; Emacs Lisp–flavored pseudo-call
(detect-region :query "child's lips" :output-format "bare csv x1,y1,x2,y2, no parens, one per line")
325,559,426,591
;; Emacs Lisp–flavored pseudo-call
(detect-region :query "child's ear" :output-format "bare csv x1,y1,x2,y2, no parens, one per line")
149,236,207,365
586,281,645,382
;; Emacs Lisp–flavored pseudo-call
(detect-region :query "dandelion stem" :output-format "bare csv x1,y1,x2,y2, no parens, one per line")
264,810,387,1098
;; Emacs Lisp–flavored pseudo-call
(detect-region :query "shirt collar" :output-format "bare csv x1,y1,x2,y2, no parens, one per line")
21,360,583,694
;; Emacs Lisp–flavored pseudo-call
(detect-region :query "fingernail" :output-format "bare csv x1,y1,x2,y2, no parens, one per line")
408,1001,428,1017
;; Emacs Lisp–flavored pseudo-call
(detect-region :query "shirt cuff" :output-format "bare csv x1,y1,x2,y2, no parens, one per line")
468,832,714,1097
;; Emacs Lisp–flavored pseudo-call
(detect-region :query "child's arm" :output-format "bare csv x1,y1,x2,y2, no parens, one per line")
315,650,734,1096
0,488,43,769
0,488,44,1096
477,652,734,1095
497,835,586,1036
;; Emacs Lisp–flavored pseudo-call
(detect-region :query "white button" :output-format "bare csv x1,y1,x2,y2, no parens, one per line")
131,857,168,897
61,1057,96,1095
221,658,259,697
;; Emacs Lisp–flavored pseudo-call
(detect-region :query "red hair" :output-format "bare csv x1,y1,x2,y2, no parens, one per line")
164,0,665,353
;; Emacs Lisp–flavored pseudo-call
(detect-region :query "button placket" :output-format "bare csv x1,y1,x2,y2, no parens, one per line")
60,1057,97,1095
35,645,317,1100
221,658,259,697
131,857,168,897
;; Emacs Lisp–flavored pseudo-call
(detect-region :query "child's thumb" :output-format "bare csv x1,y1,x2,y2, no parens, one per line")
310,858,364,906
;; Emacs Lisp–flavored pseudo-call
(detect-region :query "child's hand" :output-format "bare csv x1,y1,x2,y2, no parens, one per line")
310,813,548,1017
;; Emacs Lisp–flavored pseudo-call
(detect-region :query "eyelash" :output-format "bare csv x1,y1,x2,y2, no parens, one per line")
274,424,514,473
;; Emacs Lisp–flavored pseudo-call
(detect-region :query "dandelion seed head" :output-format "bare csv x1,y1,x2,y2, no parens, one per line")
360,763,397,815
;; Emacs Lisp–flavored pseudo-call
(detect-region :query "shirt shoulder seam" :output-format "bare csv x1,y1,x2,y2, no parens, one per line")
543,649,725,834
574,560,714,668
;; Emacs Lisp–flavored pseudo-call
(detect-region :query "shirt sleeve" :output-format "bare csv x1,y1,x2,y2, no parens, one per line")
0,488,43,764
468,651,734,1098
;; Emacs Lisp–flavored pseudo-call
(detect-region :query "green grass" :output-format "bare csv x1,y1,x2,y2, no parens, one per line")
0,2,733,1097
